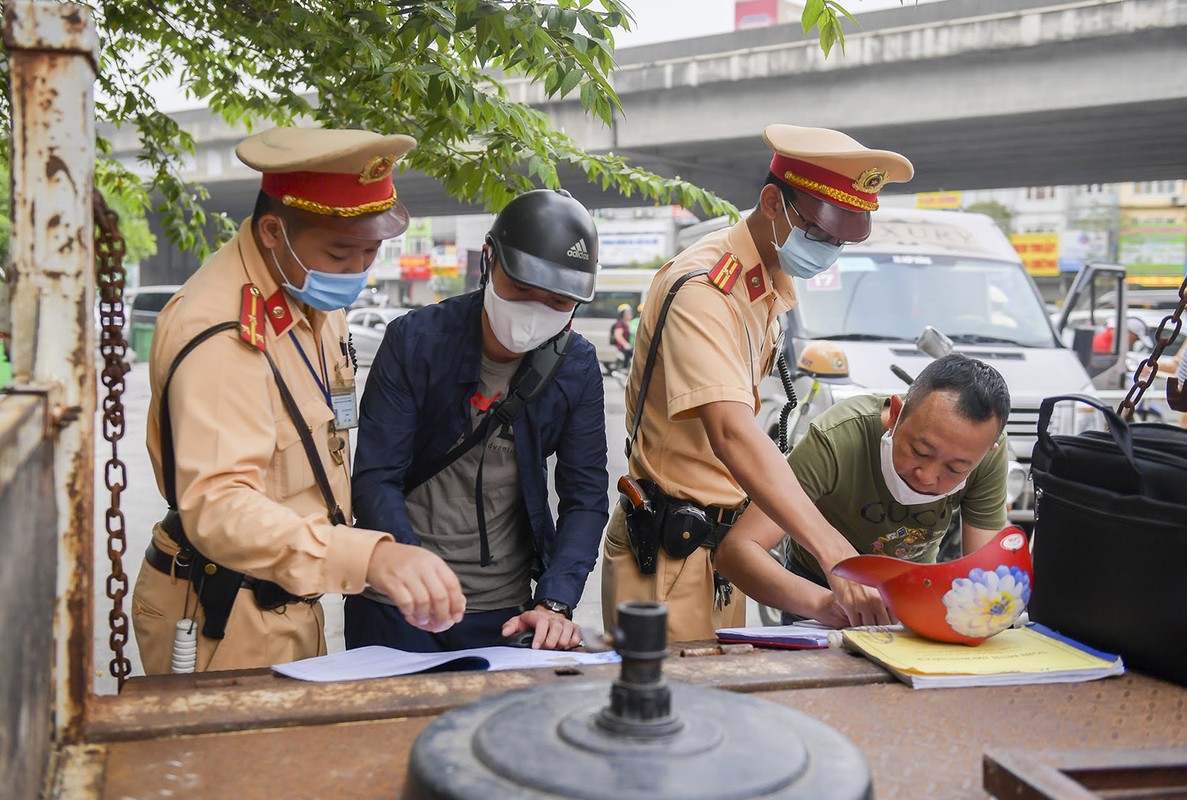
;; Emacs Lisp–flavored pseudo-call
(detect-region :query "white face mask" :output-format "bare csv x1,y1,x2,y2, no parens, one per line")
878,421,968,506
483,280,572,353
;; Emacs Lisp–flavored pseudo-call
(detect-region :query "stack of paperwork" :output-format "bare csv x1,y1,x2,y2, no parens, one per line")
841,623,1125,689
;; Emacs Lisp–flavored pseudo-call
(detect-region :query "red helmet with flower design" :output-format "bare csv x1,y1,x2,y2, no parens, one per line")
831,527,1032,646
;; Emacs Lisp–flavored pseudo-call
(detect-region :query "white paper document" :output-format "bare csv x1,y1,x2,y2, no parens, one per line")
273,645,622,683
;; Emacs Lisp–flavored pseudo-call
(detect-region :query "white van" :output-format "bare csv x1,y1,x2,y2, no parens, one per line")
683,208,1108,530
570,267,658,370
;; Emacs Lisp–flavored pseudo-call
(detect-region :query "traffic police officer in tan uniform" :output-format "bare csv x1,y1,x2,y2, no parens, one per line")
131,128,465,674
602,125,914,642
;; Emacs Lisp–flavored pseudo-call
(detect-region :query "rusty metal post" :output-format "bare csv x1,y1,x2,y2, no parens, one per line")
3,0,99,744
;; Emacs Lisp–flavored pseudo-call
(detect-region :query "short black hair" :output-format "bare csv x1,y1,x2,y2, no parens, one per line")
763,172,798,205
901,353,1011,434
249,190,310,238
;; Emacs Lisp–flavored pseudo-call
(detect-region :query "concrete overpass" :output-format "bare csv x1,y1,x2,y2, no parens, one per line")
106,0,1187,279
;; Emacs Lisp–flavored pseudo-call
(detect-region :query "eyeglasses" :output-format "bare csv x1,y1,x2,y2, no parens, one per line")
785,197,855,247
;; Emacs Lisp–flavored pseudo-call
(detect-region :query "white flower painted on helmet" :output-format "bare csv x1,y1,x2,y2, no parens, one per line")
942,566,1032,639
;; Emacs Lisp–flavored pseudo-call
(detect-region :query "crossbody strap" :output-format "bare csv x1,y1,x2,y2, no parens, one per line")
402,328,572,568
404,328,573,494
159,321,344,528
160,322,238,510
261,348,347,525
625,269,709,461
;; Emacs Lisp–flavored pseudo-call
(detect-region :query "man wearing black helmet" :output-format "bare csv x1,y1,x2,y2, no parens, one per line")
346,189,609,652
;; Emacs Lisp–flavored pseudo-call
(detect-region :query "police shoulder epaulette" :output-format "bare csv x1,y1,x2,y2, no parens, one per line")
706,252,743,294
238,284,267,351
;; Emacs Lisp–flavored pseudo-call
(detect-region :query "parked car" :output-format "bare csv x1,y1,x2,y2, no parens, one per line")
113,285,181,362
1054,279,1185,422
347,306,412,368
1055,286,1183,344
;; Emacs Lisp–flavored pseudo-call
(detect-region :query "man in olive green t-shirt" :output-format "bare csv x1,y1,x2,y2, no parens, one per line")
715,353,1010,628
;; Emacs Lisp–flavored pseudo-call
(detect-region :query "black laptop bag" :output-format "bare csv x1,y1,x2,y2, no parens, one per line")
1029,393,1187,685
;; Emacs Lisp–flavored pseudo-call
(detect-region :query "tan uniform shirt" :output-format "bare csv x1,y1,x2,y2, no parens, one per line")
603,219,798,641
132,220,388,673
626,219,798,504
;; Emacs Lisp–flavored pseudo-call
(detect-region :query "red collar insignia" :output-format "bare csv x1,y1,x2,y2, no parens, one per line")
264,289,295,336
745,265,767,302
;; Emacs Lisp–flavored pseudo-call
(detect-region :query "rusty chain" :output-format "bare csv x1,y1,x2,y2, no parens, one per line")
94,190,133,687
1117,273,1187,422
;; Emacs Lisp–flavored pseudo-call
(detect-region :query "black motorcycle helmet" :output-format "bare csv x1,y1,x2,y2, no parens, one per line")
485,189,598,303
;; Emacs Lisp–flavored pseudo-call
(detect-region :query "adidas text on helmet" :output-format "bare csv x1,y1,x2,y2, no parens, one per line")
566,238,590,260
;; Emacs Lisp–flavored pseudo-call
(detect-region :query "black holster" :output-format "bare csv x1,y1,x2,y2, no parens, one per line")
159,510,240,640
619,481,737,574
160,510,303,640
620,492,660,576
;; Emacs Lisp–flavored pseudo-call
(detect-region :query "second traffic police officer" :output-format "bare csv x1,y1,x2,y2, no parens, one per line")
347,189,609,652
131,127,466,674
602,124,914,642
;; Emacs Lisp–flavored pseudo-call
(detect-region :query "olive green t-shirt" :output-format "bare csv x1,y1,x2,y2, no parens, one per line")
787,394,1009,583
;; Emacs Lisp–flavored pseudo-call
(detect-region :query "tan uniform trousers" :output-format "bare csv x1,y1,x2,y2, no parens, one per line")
601,504,746,644
131,523,326,674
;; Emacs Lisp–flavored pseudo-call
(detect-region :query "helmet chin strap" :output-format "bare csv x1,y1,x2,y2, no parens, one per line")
478,242,493,290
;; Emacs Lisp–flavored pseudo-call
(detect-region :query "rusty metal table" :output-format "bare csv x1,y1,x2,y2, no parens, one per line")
59,647,1187,799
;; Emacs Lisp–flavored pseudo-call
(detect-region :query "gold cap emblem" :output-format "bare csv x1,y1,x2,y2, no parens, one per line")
853,167,888,194
359,155,395,185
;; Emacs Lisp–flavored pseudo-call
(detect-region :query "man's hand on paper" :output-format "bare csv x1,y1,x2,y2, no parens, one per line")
365,540,466,633
826,573,896,627
809,591,851,629
501,607,582,650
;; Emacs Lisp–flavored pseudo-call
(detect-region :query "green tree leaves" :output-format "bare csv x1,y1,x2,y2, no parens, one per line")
801,0,860,58
2,1,857,259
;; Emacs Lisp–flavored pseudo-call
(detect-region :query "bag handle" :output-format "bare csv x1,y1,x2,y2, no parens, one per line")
1036,393,1142,481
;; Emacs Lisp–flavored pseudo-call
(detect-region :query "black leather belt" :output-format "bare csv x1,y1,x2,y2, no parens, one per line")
705,503,745,528
145,540,193,581
640,479,746,528
144,540,259,591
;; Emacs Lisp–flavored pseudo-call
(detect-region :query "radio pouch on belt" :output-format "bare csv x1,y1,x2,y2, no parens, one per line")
619,269,707,575
660,502,717,561
157,320,347,640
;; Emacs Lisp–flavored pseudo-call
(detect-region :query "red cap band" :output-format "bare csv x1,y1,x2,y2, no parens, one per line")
261,171,395,217
769,154,880,212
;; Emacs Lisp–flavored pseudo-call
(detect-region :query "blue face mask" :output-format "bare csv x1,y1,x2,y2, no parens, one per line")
273,222,372,312
771,201,843,280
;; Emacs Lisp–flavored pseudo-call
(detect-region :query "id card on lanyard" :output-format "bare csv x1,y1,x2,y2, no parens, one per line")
291,330,359,430
330,386,359,430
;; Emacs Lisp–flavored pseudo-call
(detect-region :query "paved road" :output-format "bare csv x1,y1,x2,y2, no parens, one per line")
93,362,754,694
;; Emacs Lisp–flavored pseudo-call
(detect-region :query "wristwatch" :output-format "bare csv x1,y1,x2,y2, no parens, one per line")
538,598,573,619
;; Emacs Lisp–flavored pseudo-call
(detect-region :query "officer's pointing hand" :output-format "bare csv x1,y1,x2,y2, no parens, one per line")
365,540,466,633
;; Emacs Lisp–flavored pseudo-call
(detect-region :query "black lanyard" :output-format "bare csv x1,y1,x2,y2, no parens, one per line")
289,330,331,407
